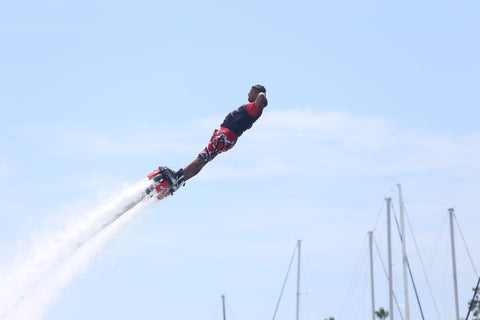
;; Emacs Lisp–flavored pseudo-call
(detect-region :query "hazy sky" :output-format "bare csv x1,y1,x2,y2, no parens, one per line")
1,1,480,319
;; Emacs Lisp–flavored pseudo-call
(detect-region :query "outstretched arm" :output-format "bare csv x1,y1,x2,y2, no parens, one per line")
255,92,268,107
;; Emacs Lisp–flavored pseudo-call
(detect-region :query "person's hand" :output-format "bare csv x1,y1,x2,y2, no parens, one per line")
255,92,268,107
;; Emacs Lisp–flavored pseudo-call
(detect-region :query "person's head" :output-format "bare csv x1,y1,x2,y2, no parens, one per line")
248,84,266,102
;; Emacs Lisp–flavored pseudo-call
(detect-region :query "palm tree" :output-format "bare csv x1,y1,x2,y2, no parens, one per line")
375,307,389,319
468,287,480,320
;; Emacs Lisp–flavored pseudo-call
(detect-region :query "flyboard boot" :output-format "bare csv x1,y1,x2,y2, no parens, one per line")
146,167,185,200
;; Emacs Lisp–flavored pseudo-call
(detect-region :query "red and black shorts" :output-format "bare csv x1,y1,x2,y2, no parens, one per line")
199,127,238,163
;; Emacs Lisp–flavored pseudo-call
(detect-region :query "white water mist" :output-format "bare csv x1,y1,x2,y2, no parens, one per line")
0,178,157,320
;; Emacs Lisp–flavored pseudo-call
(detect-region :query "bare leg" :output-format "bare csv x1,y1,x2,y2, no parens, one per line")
182,156,207,181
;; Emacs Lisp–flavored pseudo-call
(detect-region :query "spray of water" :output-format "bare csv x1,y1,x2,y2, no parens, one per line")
0,178,157,320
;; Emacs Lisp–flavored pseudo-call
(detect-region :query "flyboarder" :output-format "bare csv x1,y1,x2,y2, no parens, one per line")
149,84,268,198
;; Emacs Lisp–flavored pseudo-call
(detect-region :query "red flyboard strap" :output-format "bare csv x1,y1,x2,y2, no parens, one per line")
155,180,172,200
148,169,161,180
156,192,171,200
155,180,170,193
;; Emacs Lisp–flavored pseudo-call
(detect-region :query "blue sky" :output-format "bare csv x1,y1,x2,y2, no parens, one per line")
1,1,480,319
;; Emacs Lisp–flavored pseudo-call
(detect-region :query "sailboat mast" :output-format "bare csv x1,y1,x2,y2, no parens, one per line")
369,231,376,320
387,197,394,320
222,294,227,320
398,184,410,320
296,239,302,320
449,208,460,320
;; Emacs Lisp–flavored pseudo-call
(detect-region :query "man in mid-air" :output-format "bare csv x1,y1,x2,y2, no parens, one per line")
159,84,268,194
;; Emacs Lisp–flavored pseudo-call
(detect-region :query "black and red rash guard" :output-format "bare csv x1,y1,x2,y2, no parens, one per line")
220,102,265,138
